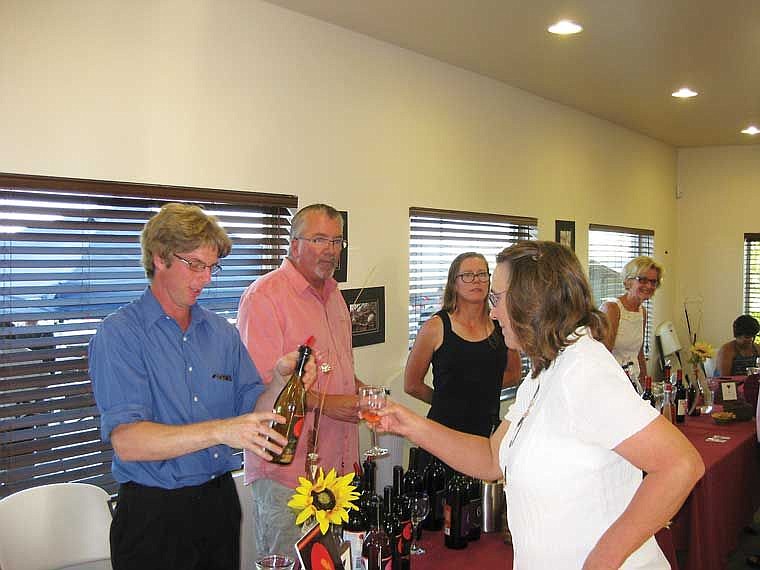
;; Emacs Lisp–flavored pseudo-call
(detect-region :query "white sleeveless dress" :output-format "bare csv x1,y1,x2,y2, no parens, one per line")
606,297,644,379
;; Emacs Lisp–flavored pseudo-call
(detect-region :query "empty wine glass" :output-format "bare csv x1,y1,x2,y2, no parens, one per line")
359,385,389,459
409,492,430,555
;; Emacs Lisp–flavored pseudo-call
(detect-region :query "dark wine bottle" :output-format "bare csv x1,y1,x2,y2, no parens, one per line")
641,376,655,408
270,338,313,464
465,476,482,541
403,448,423,495
421,457,446,531
383,486,402,570
393,487,412,569
443,473,468,550
359,460,377,517
363,500,392,570
343,499,368,570
675,369,687,423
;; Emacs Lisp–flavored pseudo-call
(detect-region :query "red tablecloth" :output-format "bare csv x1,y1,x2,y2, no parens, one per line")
670,412,760,570
413,530,513,570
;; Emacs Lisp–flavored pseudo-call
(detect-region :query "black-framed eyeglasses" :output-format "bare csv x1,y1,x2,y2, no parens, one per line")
456,271,490,283
173,254,222,276
293,236,348,249
634,276,660,287
488,290,506,308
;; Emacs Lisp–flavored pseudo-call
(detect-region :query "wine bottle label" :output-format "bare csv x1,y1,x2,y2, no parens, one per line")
443,504,452,536
344,530,365,570
677,400,687,415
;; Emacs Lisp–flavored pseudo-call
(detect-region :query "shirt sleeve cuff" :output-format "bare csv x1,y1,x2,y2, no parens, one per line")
100,404,152,442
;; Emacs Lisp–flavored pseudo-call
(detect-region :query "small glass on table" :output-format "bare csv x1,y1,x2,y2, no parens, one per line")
409,492,430,555
255,554,294,570
359,385,389,459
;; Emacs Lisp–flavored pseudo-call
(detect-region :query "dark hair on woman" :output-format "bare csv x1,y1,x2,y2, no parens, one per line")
496,240,607,378
733,315,760,338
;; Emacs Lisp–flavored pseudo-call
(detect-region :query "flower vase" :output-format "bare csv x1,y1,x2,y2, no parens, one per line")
694,364,713,414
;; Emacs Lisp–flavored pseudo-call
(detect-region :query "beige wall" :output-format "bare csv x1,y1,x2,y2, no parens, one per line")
1,1,678,409
676,146,760,352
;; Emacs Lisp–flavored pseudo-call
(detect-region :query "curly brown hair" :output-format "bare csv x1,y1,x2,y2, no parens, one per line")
496,241,607,378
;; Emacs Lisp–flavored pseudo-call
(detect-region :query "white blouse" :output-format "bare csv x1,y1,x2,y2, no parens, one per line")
501,331,667,569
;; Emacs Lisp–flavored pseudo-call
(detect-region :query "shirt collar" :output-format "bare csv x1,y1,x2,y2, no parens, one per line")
140,287,206,330
281,258,338,300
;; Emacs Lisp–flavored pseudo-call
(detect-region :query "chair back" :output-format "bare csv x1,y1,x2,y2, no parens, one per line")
0,482,112,570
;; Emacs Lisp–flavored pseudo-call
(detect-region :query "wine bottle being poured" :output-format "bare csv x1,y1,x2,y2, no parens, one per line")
270,336,314,465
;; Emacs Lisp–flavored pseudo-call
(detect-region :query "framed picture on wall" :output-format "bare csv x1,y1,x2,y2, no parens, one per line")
334,210,348,283
555,220,576,252
340,286,385,347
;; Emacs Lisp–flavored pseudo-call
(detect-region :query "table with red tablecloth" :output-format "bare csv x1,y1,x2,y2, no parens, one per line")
669,411,760,570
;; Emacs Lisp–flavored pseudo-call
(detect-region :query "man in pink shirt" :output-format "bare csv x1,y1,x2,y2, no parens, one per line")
237,203,361,557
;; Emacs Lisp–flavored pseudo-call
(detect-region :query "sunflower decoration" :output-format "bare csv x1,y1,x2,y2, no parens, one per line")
288,467,360,534
689,341,715,366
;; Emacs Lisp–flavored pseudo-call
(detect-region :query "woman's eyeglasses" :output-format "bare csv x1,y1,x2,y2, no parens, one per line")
634,276,660,287
456,271,490,283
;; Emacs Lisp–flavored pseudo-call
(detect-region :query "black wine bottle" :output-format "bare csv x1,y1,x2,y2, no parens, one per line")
686,373,700,416
675,369,687,423
421,457,446,531
641,376,655,408
343,500,368,570
402,448,423,495
393,487,412,569
443,473,468,549
270,338,313,464
383,486,402,570
363,501,392,570
359,460,377,517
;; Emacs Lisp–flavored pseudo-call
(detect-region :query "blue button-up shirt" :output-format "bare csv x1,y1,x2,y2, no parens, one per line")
89,288,265,489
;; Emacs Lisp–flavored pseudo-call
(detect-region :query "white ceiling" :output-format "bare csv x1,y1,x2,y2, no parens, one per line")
264,0,760,148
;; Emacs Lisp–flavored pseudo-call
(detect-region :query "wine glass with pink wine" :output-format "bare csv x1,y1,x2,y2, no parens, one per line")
359,385,389,459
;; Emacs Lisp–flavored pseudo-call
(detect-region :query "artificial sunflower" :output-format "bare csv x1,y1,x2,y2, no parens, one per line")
288,467,359,534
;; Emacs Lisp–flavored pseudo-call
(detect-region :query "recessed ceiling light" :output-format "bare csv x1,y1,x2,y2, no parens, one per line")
548,20,583,35
742,126,760,135
671,87,698,98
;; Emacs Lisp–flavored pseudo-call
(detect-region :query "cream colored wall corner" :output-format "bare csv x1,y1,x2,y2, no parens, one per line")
676,146,760,352
2,1,676,456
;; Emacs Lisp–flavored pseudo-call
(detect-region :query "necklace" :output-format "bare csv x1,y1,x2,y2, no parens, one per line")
508,381,541,448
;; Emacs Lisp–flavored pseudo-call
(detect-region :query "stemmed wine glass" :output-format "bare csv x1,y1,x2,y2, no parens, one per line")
358,385,389,459
409,492,430,555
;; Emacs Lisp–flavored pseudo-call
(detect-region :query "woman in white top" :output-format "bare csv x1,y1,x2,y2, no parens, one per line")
375,241,703,569
600,256,664,385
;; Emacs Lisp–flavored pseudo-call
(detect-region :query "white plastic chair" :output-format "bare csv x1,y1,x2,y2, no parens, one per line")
0,483,112,570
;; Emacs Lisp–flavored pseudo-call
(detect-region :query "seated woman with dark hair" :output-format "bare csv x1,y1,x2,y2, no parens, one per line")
715,315,760,376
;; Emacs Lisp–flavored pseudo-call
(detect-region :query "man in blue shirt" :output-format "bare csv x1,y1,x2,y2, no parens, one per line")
89,203,315,570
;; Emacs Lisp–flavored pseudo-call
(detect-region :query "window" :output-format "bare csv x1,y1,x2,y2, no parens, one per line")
0,173,296,498
408,207,538,392
743,234,760,321
588,224,655,356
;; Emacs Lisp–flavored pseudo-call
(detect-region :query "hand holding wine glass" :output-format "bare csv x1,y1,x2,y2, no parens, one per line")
409,492,430,555
359,385,389,459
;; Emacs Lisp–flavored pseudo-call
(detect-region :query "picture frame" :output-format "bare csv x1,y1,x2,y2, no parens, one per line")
340,286,385,347
334,210,349,283
555,220,576,252
295,522,345,570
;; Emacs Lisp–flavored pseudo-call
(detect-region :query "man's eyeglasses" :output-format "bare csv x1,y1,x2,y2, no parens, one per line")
293,236,348,250
456,271,490,283
488,290,506,308
173,254,222,276
634,276,660,287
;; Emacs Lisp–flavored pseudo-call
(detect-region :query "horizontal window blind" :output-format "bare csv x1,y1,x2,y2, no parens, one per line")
588,224,655,356
409,208,538,391
743,234,760,321
0,173,296,498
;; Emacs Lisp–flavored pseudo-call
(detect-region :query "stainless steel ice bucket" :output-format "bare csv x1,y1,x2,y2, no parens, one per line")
481,479,506,533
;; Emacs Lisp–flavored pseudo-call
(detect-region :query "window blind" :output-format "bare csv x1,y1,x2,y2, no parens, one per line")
408,207,538,391
743,234,760,320
588,224,655,356
0,173,296,498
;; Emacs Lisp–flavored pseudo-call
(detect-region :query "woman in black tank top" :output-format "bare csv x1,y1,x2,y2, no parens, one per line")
404,252,522,472
715,314,760,376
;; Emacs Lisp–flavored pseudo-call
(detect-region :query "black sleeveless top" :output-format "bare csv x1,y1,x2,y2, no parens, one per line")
427,310,508,437
731,341,759,375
